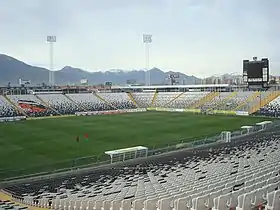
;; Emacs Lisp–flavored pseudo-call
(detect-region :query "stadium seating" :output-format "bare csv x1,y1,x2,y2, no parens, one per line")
97,93,137,110
0,91,277,118
220,91,253,111
199,92,230,110
258,96,280,117
0,93,138,118
7,94,58,117
67,93,113,112
166,92,210,109
153,92,178,108
37,94,74,115
131,92,154,108
2,91,280,210
0,200,27,210
4,130,280,210
0,95,22,118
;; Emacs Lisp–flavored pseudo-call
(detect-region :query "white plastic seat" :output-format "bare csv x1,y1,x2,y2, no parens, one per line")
132,199,145,210
212,193,230,210
73,200,81,210
265,189,280,210
158,197,173,210
191,194,208,210
120,199,132,210
86,200,94,210
102,200,111,210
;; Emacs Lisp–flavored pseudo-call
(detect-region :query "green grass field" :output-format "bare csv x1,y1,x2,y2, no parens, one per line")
0,111,270,179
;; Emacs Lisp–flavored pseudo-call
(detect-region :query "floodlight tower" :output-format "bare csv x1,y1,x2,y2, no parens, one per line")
47,36,56,86
143,34,152,86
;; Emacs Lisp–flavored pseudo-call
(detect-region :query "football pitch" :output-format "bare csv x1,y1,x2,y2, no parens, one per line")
0,111,270,179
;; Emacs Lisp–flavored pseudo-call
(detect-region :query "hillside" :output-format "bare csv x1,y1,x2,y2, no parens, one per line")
0,54,200,85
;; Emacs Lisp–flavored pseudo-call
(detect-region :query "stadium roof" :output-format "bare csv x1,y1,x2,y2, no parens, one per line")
111,84,230,89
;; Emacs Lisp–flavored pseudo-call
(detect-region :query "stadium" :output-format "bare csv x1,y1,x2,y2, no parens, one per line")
1,72,280,210
2,0,280,207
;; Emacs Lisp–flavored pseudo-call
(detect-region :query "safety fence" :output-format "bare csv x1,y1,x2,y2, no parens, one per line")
147,120,279,156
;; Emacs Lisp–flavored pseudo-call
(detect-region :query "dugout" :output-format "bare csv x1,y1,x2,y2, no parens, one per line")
105,146,148,164
256,121,272,130
241,125,253,134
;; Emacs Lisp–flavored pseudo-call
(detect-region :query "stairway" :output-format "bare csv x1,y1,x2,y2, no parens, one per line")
3,95,28,117
233,92,260,111
127,93,139,108
94,93,118,110
210,92,238,111
150,91,158,107
63,94,89,112
189,92,219,109
248,91,280,114
163,92,185,107
34,95,61,115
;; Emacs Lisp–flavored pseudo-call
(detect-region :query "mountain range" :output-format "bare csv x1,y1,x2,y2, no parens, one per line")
0,54,200,86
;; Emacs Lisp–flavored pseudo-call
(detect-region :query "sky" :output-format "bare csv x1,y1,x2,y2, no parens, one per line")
0,0,279,77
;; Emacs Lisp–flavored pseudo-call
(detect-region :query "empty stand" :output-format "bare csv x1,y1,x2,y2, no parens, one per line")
153,92,179,108
199,92,227,110
131,93,154,108
217,91,256,111
0,95,21,118
189,91,219,109
126,93,139,108
258,95,280,117
250,91,280,115
233,91,260,111
150,91,158,107
0,200,28,210
2,91,280,119
2,93,139,118
166,92,210,109
97,93,137,110
4,128,280,210
7,94,56,117
35,94,62,115
207,92,238,111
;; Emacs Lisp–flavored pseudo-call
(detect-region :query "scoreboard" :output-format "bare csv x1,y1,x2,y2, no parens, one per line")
243,58,269,87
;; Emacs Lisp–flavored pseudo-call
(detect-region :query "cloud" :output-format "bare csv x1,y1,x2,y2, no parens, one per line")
0,0,279,77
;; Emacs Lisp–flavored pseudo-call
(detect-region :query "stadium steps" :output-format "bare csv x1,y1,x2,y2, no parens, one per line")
3,95,28,117
127,93,139,108
163,92,185,107
189,91,219,109
94,93,118,110
0,191,47,210
34,95,61,115
209,92,238,111
150,91,158,107
248,91,280,114
233,91,261,111
64,94,90,111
